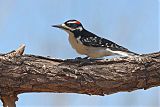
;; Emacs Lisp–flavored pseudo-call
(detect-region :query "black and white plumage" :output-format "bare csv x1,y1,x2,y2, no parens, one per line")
52,20,138,58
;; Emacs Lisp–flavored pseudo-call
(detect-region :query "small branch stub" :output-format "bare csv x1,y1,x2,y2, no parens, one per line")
0,44,25,107
0,44,25,60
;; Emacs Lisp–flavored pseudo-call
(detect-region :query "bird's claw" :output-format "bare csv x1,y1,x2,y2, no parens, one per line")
75,56,89,60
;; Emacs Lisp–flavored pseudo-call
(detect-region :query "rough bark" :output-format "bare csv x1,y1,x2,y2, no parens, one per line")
0,45,160,107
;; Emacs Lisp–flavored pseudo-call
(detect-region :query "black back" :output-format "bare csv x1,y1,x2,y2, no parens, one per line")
73,29,132,52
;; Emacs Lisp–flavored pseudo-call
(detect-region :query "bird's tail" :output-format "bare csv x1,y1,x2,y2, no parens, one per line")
106,48,139,57
111,50,139,57
119,50,139,57
127,50,139,55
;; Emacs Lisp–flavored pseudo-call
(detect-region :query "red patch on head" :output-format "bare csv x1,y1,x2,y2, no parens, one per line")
75,21,81,24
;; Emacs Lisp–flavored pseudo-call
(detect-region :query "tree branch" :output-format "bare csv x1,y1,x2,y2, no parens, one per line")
0,45,160,107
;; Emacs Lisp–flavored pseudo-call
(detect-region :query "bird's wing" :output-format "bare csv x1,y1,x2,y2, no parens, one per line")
79,33,127,51
79,30,138,55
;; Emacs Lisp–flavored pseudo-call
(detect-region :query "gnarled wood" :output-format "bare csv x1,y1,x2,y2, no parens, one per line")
0,45,159,107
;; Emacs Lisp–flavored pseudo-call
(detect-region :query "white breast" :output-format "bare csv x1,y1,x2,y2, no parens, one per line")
68,32,88,55
68,32,114,58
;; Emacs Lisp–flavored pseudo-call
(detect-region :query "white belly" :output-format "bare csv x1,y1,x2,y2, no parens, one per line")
68,32,114,58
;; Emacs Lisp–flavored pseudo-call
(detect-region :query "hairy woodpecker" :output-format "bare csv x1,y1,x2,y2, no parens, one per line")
52,20,138,58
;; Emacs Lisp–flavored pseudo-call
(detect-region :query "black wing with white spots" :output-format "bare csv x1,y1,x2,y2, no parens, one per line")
78,29,135,53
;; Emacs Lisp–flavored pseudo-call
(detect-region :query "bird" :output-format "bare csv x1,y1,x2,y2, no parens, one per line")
52,19,138,59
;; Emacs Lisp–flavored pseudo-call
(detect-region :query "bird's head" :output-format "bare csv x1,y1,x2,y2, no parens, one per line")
52,20,84,33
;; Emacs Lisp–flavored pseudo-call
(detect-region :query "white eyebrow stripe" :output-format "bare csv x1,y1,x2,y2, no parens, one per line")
67,21,77,24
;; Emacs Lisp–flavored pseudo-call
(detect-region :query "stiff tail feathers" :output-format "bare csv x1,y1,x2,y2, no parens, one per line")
106,48,139,57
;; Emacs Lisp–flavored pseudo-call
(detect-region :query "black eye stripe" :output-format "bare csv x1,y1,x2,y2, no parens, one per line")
67,23,79,28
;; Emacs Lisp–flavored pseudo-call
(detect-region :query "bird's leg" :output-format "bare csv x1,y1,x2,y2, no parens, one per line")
75,56,89,60
72,56,90,65
74,56,102,66
75,57,83,60
78,60,91,67
83,56,89,59
78,57,102,67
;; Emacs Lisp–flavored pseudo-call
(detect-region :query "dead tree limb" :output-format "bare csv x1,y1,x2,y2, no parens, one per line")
0,45,160,107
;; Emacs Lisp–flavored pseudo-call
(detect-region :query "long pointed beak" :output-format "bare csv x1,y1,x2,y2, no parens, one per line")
52,24,63,28
52,24,69,31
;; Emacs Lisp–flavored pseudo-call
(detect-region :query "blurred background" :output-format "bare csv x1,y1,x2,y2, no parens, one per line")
0,0,159,107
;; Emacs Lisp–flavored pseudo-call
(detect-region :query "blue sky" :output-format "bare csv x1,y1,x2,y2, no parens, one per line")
0,0,159,107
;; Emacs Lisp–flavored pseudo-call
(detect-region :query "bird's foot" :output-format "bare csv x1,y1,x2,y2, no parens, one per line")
78,58,102,67
83,56,89,59
72,57,102,66
78,60,92,67
75,57,83,60
75,56,89,60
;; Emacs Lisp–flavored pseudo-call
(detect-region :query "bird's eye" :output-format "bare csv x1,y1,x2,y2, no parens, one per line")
72,23,78,28
67,23,78,28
